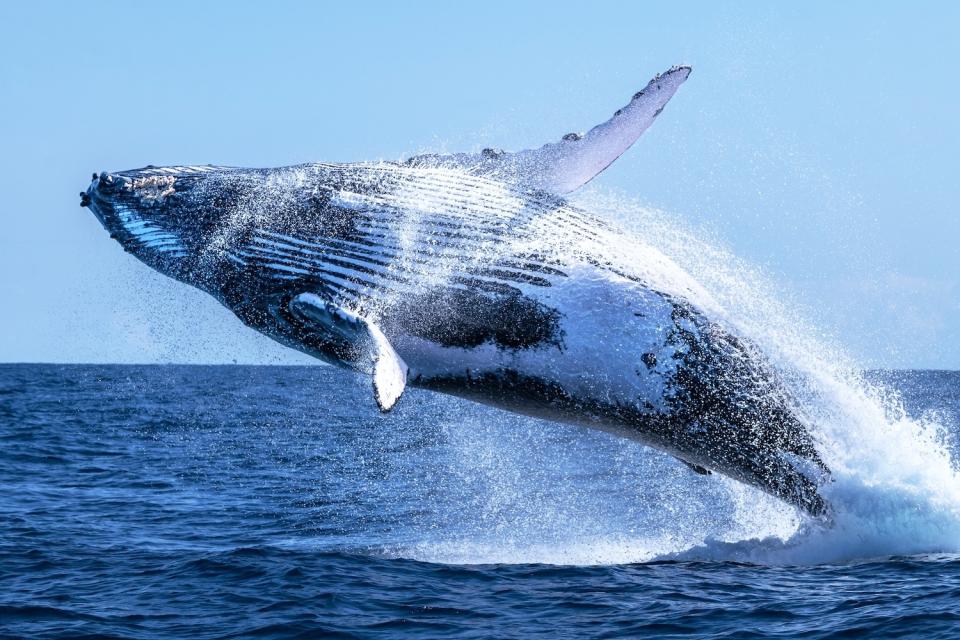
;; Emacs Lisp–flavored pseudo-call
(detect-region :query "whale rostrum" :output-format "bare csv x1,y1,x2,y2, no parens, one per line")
81,65,831,517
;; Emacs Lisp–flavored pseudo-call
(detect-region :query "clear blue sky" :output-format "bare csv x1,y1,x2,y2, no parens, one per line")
0,2,956,368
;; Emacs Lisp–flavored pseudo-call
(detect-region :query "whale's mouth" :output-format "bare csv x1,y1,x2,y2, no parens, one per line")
81,171,130,236
81,170,189,261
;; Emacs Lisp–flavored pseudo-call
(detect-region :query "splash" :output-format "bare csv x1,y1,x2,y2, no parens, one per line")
596,191,960,565
397,187,960,567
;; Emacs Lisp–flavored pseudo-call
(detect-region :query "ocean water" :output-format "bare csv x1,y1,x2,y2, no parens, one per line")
2,363,959,639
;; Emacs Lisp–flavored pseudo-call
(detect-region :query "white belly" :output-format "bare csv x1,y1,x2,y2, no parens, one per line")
392,265,693,413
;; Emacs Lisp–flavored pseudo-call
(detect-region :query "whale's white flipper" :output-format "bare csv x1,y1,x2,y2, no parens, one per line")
407,65,691,194
288,293,408,411
369,323,408,412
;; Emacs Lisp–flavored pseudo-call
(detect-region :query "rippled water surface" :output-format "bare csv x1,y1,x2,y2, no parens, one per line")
2,365,959,638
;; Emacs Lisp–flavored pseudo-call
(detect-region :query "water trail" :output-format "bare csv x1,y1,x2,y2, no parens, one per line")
400,185,960,566
585,189,960,564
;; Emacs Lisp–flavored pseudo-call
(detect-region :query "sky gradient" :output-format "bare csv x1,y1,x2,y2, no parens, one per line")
0,2,957,368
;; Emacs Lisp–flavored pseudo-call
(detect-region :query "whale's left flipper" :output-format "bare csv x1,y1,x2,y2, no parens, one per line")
288,293,408,411
368,324,408,412
407,65,692,194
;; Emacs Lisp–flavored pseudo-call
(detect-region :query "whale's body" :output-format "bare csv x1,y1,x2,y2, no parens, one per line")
81,66,829,516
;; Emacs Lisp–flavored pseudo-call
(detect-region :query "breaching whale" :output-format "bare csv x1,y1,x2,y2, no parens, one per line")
80,66,830,516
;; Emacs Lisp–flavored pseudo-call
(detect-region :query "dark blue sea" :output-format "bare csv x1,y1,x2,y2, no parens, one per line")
2,364,959,639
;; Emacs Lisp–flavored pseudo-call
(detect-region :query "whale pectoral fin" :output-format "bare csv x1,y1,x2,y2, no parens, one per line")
681,460,712,476
288,293,408,412
288,293,368,348
406,65,691,194
368,322,408,412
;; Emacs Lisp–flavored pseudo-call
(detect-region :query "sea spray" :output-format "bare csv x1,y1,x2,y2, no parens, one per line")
401,187,960,566
585,188,960,564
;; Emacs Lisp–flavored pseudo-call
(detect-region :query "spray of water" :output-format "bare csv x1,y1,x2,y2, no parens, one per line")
600,191,960,564
397,185,960,566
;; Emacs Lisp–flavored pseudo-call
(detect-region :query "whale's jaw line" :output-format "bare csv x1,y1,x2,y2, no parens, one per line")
82,172,127,239
81,170,200,283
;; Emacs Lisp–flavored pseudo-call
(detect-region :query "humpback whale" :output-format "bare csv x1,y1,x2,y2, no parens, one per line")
80,66,830,516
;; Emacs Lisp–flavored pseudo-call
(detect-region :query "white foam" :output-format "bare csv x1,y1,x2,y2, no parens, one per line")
393,186,960,567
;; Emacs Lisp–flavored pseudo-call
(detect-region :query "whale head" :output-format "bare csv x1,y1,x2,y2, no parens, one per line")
80,166,242,289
